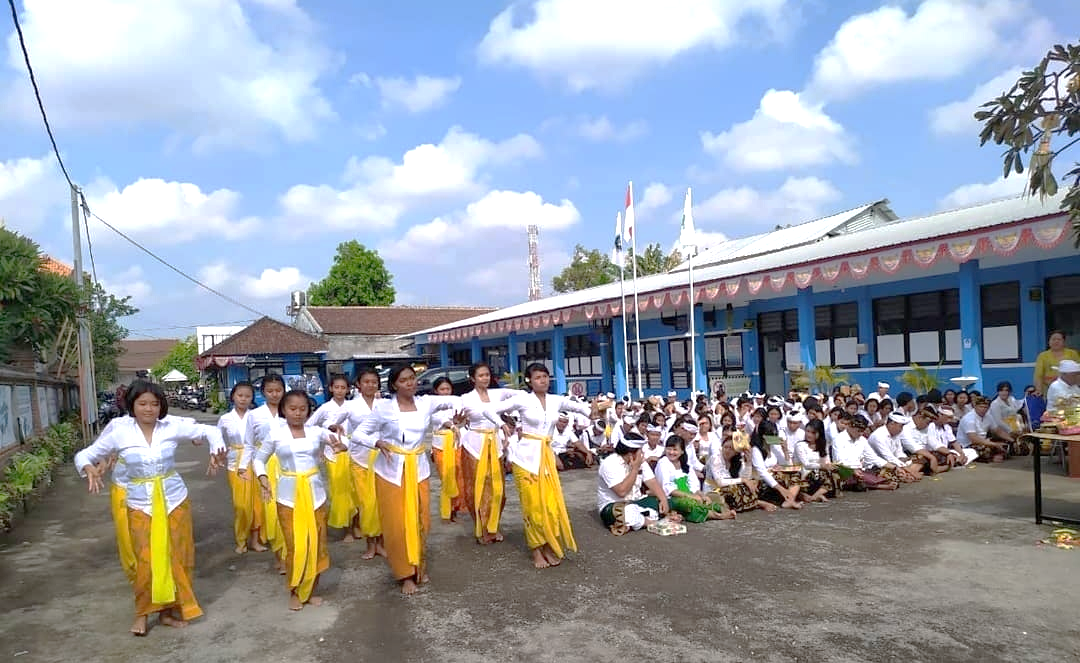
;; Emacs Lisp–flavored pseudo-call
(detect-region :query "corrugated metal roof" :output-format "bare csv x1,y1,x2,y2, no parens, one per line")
411,193,1067,337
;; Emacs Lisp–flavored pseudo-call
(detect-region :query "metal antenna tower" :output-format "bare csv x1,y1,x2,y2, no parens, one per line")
527,224,541,301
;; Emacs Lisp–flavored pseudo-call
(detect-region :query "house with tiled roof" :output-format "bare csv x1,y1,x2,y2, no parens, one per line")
196,316,328,393
291,305,495,366
115,339,179,387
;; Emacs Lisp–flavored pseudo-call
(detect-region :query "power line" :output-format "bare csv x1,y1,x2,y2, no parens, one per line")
84,204,270,319
7,0,72,188
77,190,98,284
127,320,255,332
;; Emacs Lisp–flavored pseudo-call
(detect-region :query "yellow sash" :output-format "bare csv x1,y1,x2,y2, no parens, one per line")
358,450,381,536
437,430,459,520
228,444,244,471
281,467,319,602
264,454,285,554
385,443,427,566
521,434,577,556
129,470,177,604
473,429,505,538
110,482,136,584
325,451,356,528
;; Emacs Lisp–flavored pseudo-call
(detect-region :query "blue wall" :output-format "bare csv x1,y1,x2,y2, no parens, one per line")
422,254,1079,398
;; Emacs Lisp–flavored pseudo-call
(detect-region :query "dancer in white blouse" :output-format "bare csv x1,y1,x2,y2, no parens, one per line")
459,362,517,544
75,381,226,636
239,374,287,564
484,363,594,569
330,368,384,558
429,377,466,523
217,381,267,555
306,374,357,537
353,365,462,595
255,390,346,611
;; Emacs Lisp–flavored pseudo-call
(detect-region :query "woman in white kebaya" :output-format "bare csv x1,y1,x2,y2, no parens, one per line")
254,390,347,611
333,368,384,559
306,374,357,539
75,380,226,636
240,374,288,565
217,381,266,555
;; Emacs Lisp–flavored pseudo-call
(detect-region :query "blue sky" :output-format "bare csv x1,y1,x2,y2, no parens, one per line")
1,0,1074,338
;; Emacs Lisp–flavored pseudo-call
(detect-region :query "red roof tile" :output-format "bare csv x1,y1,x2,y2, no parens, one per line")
199,317,326,357
118,339,180,371
303,306,496,336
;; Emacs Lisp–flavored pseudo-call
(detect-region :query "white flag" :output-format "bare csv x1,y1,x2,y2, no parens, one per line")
612,211,624,267
679,187,697,257
622,181,635,244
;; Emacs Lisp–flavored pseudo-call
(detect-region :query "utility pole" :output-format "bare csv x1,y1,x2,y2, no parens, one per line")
71,185,96,441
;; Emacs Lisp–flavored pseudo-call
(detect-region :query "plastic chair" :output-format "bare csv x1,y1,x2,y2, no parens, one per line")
1026,394,1066,469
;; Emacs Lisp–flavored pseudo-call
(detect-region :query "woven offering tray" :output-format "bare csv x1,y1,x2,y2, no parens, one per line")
647,518,688,536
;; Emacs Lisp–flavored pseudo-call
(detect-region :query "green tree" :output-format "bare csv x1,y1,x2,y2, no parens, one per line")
552,244,621,293
0,227,79,362
84,280,138,389
307,240,395,306
151,336,198,381
629,242,682,275
976,42,1080,246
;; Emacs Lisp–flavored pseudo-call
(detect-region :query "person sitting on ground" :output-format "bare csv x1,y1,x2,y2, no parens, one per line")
748,421,802,509
793,419,843,502
830,415,899,490
596,433,672,535
549,413,594,470
866,413,924,482
987,381,1029,455
901,407,954,473
705,432,779,513
642,425,666,468
957,396,1009,463
654,436,735,523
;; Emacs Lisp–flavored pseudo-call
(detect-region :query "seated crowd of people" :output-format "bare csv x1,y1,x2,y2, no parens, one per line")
532,380,1035,535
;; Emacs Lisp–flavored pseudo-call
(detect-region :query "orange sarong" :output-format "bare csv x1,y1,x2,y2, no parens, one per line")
277,503,330,601
375,475,430,581
513,436,577,558
432,443,467,521
128,499,203,620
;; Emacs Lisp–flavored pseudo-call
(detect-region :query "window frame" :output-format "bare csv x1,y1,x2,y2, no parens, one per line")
872,289,961,367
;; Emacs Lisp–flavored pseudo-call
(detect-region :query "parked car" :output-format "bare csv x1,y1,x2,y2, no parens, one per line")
414,366,473,396
251,374,325,411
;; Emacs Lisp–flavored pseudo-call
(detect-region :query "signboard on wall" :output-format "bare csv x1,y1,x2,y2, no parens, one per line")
0,386,13,451
568,381,587,398
15,386,32,440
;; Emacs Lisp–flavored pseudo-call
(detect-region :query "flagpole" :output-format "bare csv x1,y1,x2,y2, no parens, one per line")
630,190,643,399
684,187,698,395
615,211,630,399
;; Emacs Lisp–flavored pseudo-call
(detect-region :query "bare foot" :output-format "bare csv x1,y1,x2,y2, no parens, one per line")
250,541,267,552
289,594,303,611
531,548,551,569
374,542,387,558
708,510,736,520
492,532,504,542
234,544,247,555
130,615,148,636
158,612,188,629
307,596,324,607
276,559,287,575
418,574,430,585
400,578,419,595
781,499,803,510
759,501,778,512
343,532,355,542
361,547,377,560
541,545,562,567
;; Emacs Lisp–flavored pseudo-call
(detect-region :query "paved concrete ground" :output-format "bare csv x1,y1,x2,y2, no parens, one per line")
3,412,1080,663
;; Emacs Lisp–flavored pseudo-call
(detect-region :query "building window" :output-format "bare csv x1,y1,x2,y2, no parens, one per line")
1046,275,1080,348
981,281,1020,362
814,302,859,367
564,334,601,377
873,289,960,366
758,309,800,368
249,363,285,382
518,340,552,375
704,333,744,384
670,339,691,389
449,349,471,366
627,341,662,390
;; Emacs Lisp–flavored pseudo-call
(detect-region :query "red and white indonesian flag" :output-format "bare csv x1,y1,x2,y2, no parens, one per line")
623,181,635,244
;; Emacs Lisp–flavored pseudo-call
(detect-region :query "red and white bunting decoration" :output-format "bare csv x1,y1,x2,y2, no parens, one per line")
423,215,1070,343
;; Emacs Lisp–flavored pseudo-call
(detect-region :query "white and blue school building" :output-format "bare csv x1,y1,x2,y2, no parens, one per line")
410,195,1079,399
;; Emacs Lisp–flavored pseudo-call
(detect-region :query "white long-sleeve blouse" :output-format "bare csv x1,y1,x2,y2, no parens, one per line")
482,392,591,474
242,404,285,470
460,388,518,459
352,395,460,486
74,416,224,515
217,408,250,471
253,425,336,509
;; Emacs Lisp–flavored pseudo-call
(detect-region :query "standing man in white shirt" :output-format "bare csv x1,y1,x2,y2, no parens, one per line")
1046,359,1080,408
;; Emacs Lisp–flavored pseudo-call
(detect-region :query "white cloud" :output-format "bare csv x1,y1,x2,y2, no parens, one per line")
638,183,673,215
84,178,260,245
198,261,312,300
701,89,856,171
372,75,462,113
0,154,59,232
464,247,572,301
938,175,1026,209
576,116,648,142
477,0,789,92
279,127,543,230
695,176,842,227
380,189,581,259
929,67,1024,135
99,265,152,303
807,0,1019,102
2,0,337,150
